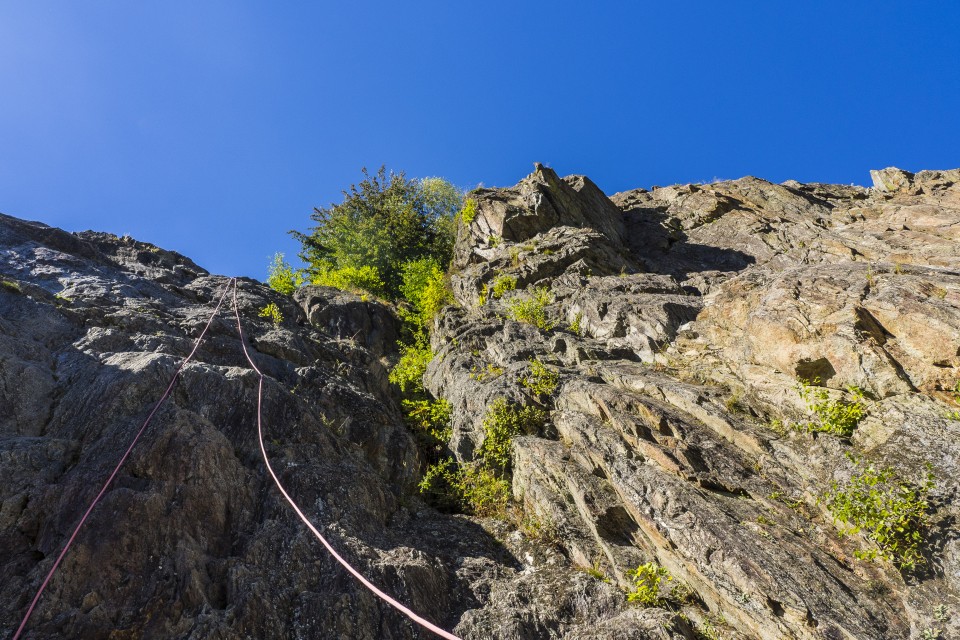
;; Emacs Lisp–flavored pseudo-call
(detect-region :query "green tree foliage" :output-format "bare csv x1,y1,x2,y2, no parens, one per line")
478,398,547,472
797,378,867,437
399,257,454,333
266,253,303,295
822,455,934,570
291,167,462,299
311,264,385,295
504,286,557,331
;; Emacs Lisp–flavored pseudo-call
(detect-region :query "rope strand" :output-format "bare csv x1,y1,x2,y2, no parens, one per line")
229,279,462,640
13,279,234,640
13,277,462,640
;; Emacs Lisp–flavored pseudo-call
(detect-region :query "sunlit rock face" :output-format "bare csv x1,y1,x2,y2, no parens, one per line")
3,165,960,639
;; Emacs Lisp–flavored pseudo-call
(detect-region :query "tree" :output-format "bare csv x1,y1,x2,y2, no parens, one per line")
291,167,462,299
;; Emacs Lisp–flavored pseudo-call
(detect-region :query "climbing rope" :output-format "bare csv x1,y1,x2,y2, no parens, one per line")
12,279,234,640
13,277,462,640
229,279,462,640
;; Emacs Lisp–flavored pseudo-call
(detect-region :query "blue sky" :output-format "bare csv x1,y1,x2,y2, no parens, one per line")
1,2,958,279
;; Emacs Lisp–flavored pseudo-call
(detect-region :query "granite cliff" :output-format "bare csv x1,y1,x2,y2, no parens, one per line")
2,165,960,639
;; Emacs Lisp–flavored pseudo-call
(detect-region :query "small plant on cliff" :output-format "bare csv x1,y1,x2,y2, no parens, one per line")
401,398,452,450
520,359,559,397
459,198,478,225
266,252,303,295
625,562,673,606
470,362,505,381
568,312,583,336
258,303,283,326
477,398,547,472
389,341,433,393
797,378,867,437
504,286,556,331
490,273,518,299
822,454,934,570
418,458,511,517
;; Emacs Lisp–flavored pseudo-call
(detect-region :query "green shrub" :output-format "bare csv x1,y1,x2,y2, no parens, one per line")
311,263,386,296
491,274,518,299
797,379,867,437
521,360,559,396
418,459,511,517
822,455,934,570
418,398,546,517
504,286,556,331
389,341,433,394
625,562,673,606
1,279,22,294
478,398,546,472
266,252,303,295
292,167,462,299
259,303,283,326
459,198,478,225
399,257,453,332
568,312,583,336
401,398,452,448
470,363,504,381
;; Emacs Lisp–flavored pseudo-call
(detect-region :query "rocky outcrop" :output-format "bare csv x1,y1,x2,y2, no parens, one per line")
428,166,960,639
3,164,960,640
0,213,652,639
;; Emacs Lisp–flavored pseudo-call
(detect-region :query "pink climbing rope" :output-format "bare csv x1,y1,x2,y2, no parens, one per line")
12,279,234,640
229,279,462,640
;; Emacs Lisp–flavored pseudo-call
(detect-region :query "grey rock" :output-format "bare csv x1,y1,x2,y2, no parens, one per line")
5,163,960,640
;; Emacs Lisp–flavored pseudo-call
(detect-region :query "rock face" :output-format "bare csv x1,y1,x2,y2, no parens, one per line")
2,164,960,639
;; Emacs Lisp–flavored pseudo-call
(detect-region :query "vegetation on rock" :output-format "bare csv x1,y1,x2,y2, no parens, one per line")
266,252,303,295
291,166,462,299
797,378,867,437
520,359,559,397
625,562,674,606
477,398,546,472
258,303,283,325
504,285,556,331
822,454,935,570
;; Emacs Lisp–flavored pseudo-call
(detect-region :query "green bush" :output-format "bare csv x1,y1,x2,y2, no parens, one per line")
418,458,511,517
478,398,546,472
797,379,867,437
491,274,518,299
459,198,478,225
504,286,556,331
822,455,934,570
401,398,452,449
568,312,583,336
418,397,546,516
625,562,673,606
310,263,385,296
399,257,453,332
266,252,303,295
259,303,283,326
389,340,433,394
292,167,462,299
521,360,559,397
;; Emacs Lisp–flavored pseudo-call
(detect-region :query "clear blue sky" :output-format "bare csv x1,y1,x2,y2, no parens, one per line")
1,2,958,279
